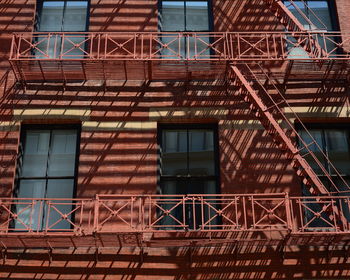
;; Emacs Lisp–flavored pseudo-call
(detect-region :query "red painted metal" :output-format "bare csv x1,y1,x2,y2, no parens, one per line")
230,63,350,234
9,31,350,82
9,32,350,62
282,0,328,30
230,64,350,196
0,194,349,245
3,0,350,251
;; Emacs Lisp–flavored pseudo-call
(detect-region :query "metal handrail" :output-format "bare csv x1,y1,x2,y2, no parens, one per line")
9,31,350,61
0,194,348,235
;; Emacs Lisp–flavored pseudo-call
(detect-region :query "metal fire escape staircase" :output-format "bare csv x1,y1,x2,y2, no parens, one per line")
229,63,350,227
229,1,350,226
263,0,326,59
230,64,350,195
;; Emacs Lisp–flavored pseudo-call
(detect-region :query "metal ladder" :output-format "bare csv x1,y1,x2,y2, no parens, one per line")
230,63,350,195
263,0,326,59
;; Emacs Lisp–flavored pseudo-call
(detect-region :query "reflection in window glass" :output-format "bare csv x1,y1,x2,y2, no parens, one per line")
285,0,338,58
299,127,350,181
298,126,350,226
14,126,79,231
159,0,211,59
36,1,89,58
159,125,219,229
325,130,350,175
284,0,335,30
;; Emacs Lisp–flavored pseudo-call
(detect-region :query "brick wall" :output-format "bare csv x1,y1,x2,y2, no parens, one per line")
0,1,349,279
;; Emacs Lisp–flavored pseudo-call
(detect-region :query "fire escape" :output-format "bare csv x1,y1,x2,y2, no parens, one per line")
2,0,350,251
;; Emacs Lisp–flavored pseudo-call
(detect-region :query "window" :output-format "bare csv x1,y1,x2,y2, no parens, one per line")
298,126,350,188
36,0,89,58
158,124,220,229
298,124,350,228
158,0,212,59
14,125,80,231
285,0,338,31
285,0,339,58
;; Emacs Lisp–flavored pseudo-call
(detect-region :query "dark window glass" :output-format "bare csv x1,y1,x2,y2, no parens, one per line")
298,125,350,228
14,125,80,231
159,125,219,230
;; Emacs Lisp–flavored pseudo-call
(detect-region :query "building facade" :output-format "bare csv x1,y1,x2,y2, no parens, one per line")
0,0,350,279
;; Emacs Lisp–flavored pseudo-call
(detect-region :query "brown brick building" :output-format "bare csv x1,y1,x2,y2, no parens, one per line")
0,0,350,279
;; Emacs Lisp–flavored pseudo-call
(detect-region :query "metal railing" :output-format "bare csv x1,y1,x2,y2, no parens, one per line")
0,194,349,235
9,31,350,62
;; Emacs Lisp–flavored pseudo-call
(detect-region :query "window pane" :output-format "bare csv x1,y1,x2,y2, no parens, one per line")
159,180,186,228
21,131,50,177
324,130,350,175
301,197,334,229
14,179,46,230
307,1,337,52
186,1,209,31
161,130,187,175
308,1,333,30
161,1,185,31
44,179,75,230
335,178,350,223
188,35,210,59
63,1,88,31
17,179,47,198
48,130,78,176
61,34,87,59
189,130,215,175
284,1,308,29
39,1,65,31
285,1,337,58
160,179,218,229
299,129,325,174
161,178,216,195
160,35,185,59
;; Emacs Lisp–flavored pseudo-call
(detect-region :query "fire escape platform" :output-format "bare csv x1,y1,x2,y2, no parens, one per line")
9,32,350,83
11,60,228,82
0,231,349,249
0,194,349,249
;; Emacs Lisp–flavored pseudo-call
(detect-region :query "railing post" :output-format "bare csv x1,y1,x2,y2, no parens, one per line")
17,34,22,59
89,33,93,59
140,33,144,60
93,195,99,233
9,34,15,60
237,33,240,60
139,196,144,231
284,192,293,232
251,195,255,229
131,196,134,230
224,32,229,60
242,196,247,230
133,33,137,59
60,33,64,59
182,195,186,230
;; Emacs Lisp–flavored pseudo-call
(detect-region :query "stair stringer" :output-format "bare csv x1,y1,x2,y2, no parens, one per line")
230,64,329,195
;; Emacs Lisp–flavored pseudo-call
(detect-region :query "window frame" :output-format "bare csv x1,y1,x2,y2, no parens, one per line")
157,123,221,196
296,123,350,228
158,0,214,32
284,0,340,31
36,0,91,32
14,123,81,201
296,122,350,190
